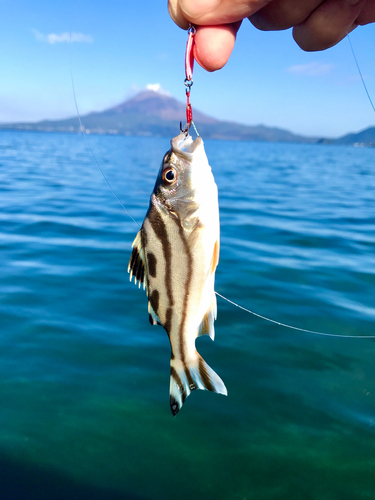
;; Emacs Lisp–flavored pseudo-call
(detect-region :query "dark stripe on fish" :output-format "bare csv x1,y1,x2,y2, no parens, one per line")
172,217,193,364
198,357,215,392
147,252,157,278
170,366,186,403
164,307,173,337
184,368,196,392
147,202,174,307
150,289,159,315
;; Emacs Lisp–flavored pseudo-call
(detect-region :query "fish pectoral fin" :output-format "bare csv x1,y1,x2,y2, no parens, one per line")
169,354,227,417
198,293,217,340
128,229,146,289
148,301,161,326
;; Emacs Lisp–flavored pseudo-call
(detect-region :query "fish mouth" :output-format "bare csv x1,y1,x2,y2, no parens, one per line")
171,132,203,161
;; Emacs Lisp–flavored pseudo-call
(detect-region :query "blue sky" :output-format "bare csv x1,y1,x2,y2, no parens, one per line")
1,0,374,138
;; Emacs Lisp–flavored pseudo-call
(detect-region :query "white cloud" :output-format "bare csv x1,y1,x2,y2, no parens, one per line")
146,83,162,92
32,29,93,44
145,83,170,96
287,62,333,76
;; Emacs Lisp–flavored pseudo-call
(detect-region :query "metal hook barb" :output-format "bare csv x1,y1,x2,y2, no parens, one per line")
180,121,190,135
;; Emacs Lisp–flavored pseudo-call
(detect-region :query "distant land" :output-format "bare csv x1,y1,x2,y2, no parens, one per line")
0,89,374,146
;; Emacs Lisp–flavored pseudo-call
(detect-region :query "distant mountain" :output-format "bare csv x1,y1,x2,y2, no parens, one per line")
328,126,375,147
0,89,351,144
0,89,314,143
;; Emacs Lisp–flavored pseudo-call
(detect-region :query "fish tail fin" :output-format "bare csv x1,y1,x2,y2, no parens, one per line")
169,354,227,416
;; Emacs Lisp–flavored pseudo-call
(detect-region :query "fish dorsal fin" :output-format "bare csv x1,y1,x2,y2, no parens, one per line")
198,293,217,341
128,230,146,290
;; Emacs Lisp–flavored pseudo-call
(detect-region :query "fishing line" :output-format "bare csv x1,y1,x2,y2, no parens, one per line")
215,34,375,339
347,32,375,114
69,34,140,228
69,33,375,340
215,292,375,339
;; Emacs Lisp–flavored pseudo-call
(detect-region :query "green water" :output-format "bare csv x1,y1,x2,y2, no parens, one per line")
0,131,374,499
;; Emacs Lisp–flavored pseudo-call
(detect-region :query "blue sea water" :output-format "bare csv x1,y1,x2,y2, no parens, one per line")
0,130,375,500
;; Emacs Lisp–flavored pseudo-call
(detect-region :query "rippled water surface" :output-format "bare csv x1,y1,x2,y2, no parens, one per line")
1,130,375,500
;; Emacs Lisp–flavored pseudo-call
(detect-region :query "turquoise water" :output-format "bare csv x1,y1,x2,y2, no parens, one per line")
1,130,375,500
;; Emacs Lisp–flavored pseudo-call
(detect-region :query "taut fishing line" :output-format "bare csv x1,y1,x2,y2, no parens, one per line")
215,292,375,339
347,32,375,114
69,31,375,340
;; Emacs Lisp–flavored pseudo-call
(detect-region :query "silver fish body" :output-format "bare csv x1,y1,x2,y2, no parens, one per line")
128,132,227,415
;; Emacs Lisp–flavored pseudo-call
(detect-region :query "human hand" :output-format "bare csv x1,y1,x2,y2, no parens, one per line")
168,0,375,72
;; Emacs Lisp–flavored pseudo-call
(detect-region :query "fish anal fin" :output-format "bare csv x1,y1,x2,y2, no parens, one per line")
169,354,227,416
198,294,217,340
128,230,146,288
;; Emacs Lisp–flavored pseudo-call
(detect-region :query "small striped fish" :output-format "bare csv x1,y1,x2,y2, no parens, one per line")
128,130,227,415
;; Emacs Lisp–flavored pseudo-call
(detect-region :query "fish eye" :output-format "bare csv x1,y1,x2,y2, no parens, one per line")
162,167,177,186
